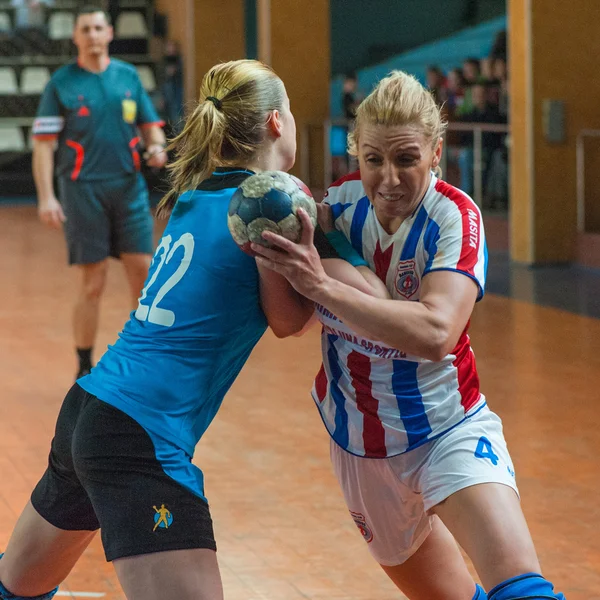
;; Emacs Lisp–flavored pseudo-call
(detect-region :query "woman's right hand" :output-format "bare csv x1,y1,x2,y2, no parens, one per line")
316,202,334,233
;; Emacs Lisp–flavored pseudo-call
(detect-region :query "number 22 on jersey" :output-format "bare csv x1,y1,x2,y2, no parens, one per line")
135,232,195,327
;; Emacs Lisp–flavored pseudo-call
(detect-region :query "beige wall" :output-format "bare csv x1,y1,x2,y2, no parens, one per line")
510,0,600,263
193,0,246,97
267,0,330,185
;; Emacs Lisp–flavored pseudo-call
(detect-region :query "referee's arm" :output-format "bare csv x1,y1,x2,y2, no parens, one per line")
33,138,65,229
140,125,167,168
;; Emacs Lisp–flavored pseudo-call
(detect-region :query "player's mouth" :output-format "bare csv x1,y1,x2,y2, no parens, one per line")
378,192,404,202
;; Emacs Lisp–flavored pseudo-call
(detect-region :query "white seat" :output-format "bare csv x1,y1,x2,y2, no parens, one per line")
0,11,11,32
116,11,147,38
48,11,74,40
20,67,51,94
0,127,26,151
0,67,19,95
136,65,156,92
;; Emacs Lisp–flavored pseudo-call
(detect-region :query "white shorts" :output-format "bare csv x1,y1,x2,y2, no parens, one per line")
330,406,518,566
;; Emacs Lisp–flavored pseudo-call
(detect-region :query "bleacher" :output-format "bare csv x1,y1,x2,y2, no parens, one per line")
0,0,161,195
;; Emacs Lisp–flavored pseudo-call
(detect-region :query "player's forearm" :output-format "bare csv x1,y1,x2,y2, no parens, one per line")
314,278,448,361
258,266,314,338
32,140,56,201
141,125,166,148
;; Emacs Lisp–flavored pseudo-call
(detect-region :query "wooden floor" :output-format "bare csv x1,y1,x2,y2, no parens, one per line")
1,205,599,600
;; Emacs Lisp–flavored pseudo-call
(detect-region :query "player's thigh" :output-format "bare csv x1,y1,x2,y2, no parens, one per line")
70,394,217,564
57,177,112,265
329,438,434,567
421,408,540,590
380,515,477,600
114,548,223,600
110,174,154,257
0,501,96,597
2,385,100,596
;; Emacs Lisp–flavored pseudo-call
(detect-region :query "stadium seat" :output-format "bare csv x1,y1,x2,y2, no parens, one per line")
48,12,74,40
116,11,148,38
136,65,156,92
0,68,19,95
0,11,11,32
0,127,26,152
20,67,51,94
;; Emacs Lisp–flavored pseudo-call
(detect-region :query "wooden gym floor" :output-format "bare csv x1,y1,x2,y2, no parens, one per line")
1,205,599,599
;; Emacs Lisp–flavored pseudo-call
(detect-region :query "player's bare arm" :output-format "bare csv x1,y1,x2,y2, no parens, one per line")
254,209,478,361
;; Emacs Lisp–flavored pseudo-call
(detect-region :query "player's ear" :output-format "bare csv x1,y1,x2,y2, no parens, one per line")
108,24,114,43
267,110,283,139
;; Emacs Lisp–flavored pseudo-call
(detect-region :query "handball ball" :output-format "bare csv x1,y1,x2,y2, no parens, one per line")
227,171,317,255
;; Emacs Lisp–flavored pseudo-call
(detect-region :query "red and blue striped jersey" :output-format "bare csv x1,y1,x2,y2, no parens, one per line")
312,172,488,457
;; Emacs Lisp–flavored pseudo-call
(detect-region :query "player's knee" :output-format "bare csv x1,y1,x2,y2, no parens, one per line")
487,573,565,600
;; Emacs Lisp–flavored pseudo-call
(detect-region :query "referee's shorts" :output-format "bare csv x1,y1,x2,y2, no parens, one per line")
58,173,153,265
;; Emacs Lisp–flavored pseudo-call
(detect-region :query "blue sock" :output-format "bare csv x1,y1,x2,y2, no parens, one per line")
0,554,58,600
473,583,487,599
488,572,565,599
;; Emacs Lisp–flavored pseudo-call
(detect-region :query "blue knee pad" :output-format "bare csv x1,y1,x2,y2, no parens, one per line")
0,554,58,600
488,573,566,600
473,583,487,599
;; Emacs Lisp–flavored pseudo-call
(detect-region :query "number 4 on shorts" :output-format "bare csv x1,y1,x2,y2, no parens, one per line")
474,436,499,465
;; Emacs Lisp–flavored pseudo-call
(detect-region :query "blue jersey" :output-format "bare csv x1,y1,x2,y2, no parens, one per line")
33,59,163,181
79,168,267,456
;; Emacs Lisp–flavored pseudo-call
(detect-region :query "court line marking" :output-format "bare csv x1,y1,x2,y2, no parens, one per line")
56,593,106,598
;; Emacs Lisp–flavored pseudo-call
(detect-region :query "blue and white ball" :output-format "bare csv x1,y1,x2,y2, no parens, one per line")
227,171,317,255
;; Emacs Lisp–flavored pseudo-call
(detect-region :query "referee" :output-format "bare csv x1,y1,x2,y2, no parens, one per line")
32,5,168,378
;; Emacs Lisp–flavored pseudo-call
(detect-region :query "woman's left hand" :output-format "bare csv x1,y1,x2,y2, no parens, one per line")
252,208,330,302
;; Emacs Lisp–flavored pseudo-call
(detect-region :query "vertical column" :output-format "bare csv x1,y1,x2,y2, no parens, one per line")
262,0,330,188
193,0,246,96
509,0,600,264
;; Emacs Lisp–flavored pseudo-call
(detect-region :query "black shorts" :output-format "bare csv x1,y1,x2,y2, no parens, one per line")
31,385,216,561
58,173,153,265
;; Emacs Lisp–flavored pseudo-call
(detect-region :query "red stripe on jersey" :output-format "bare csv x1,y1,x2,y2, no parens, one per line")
314,363,328,403
347,350,387,457
373,240,394,284
451,328,481,413
434,179,481,274
65,140,84,180
324,170,362,199
129,136,141,171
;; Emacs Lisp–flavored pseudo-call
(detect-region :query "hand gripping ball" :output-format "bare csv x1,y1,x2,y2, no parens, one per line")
227,171,317,255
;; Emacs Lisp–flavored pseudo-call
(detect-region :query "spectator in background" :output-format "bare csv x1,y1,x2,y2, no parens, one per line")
489,29,507,62
445,68,465,116
457,83,505,197
456,57,481,116
342,72,361,122
161,39,184,134
425,65,447,106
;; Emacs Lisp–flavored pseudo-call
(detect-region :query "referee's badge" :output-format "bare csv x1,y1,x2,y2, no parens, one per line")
122,99,137,124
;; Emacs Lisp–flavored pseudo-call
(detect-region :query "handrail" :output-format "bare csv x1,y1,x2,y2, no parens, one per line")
307,119,510,206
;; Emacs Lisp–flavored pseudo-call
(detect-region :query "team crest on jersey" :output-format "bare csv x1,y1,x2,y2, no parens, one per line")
350,511,373,543
395,259,419,299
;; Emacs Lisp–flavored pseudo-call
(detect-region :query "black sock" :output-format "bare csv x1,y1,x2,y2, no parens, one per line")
76,347,93,372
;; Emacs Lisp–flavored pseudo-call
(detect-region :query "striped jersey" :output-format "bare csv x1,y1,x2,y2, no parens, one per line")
312,171,488,458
